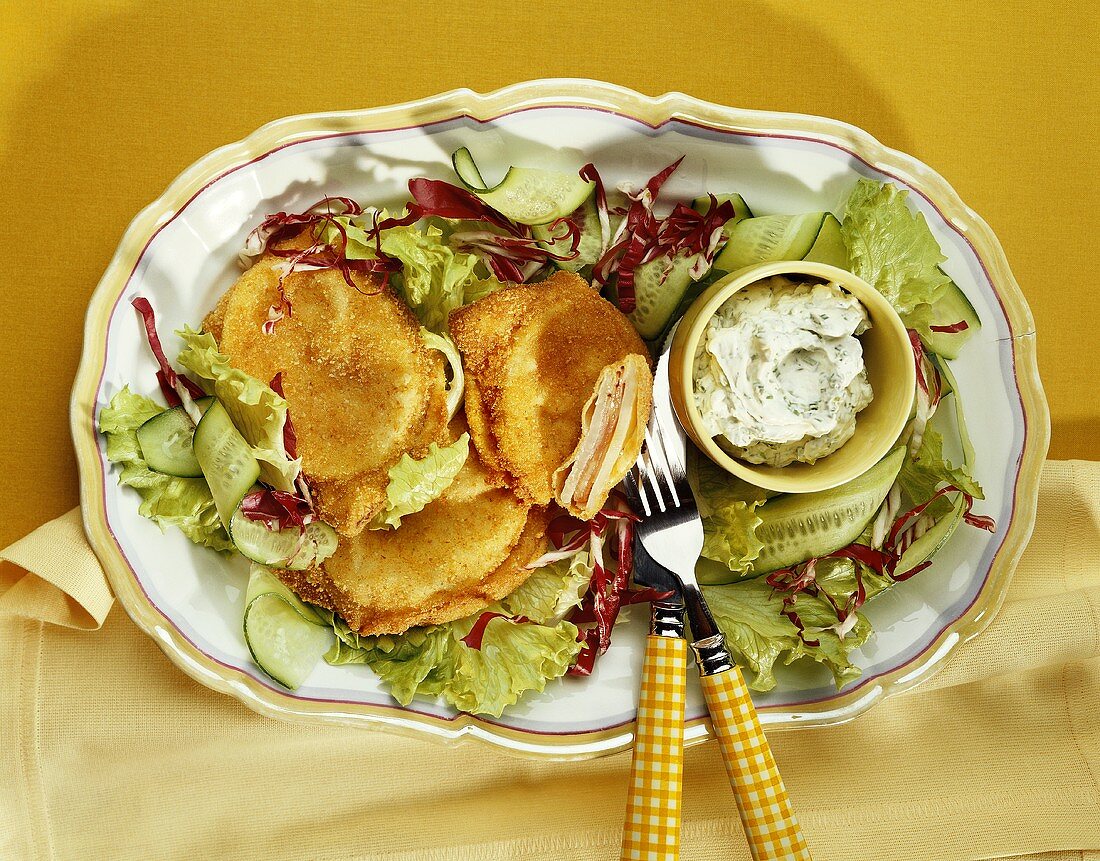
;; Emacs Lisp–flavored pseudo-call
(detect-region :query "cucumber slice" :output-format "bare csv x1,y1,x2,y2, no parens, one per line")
450,147,594,226
802,213,848,268
698,446,906,583
895,493,966,577
230,507,338,571
245,564,324,625
930,356,976,468
532,197,603,272
691,193,753,223
920,276,981,359
244,593,332,689
627,253,697,340
193,399,261,529
136,397,213,477
451,146,488,190
712,213,827,273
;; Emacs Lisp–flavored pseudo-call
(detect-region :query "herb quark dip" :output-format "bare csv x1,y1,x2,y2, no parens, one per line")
693,276,874,467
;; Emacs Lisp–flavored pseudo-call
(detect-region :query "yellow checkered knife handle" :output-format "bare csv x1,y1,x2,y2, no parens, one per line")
699,666,812,860
621,630,687,861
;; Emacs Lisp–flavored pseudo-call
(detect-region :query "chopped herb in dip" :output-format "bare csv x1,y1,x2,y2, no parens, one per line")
693,276,873,467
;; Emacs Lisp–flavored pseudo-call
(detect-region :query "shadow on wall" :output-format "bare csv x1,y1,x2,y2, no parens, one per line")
0,0,909,543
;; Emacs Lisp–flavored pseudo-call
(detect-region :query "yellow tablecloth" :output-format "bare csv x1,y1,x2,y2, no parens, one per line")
1,461,1098,860
2,1,1098,857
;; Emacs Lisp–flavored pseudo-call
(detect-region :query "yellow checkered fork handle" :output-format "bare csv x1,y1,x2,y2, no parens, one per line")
700,667,813,861
621,634,687,861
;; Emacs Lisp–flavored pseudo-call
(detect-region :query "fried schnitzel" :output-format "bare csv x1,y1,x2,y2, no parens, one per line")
449,271,651,505
278,424,548,635
204,253,448,536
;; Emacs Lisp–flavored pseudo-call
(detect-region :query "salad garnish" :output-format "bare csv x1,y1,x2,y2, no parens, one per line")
100,146,997,712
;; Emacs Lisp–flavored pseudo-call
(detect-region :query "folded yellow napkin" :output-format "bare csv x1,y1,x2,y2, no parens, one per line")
1,461,1098,861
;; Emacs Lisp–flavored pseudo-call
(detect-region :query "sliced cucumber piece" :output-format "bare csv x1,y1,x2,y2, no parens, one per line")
712,213,827,273
451,146,488,190
136,397,213,477
245,564,325,624
627,253,697,340
698,446,906,583
920,276,981,359
244,593,332,689
930,355,976,468
193,399,261,529
895,493,966,577
691,193,753,224
230,508,338,571
532,197,603,272
450,147,594,226
802,213,848,269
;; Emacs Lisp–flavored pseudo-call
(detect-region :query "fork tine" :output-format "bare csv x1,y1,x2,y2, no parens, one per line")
644,423,681,507
623,468,652,518
640,430,669,512
653,409,686,478
638,437,660,512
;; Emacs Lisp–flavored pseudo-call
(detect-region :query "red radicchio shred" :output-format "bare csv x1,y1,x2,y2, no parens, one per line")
586,158,735,313
401,178,522,236
268,373,298,460
929,320,970,334
568,587,673,624
378,178,585,283
908,329,930,397
766,483,996,630
549,500,670,676
887,484,996,548
570,629,600,676
247,197,399,332
579,162,611,251
460,611,532,650
239,489,312,531
780,596,820,648
155,371,183,408
131,298,205,400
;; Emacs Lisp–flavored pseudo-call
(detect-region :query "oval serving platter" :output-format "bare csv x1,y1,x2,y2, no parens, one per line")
71,80,1048,759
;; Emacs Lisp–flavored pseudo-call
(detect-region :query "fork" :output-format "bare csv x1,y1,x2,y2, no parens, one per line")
622,350,813,861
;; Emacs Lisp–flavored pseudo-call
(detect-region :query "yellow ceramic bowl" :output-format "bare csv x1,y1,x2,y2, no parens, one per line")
669,260,915,494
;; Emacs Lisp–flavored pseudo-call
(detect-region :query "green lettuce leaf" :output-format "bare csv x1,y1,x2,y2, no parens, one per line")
841,179,952,321
175,328,300,492
369,434,470,530
445,615,581,716
379,224,480,332
899,426,984,519
702,501,764,575
500,552,593,624
689,449,773,514
321,216,377,260
691,452,766,574
99,387,232,552
703,578,871,692
319,564,586,716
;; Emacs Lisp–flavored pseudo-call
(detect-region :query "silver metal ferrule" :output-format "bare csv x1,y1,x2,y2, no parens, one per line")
650,601,686,638
691,633,735,676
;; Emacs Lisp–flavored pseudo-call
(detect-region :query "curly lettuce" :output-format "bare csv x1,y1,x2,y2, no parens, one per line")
379,224,481,332
841,179,952,322
321,556,591,716
175,328,300,492
704,577,871,692
99,387,232,552
501,552,593,624
368,434,470,530
690,452,766,575
899,425,985,519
